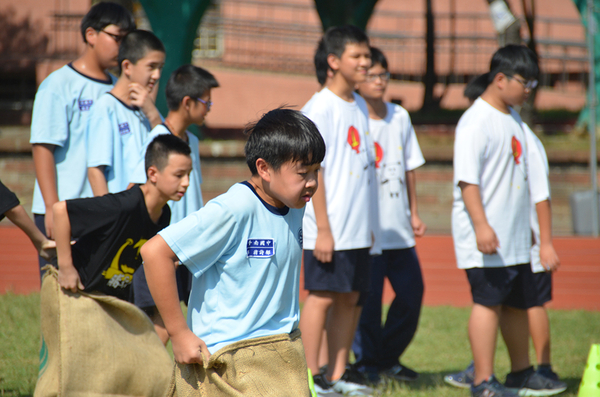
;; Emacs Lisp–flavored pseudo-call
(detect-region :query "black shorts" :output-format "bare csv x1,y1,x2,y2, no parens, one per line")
133,263,193,315
531,271,552,306
465,264,538,309
303,249,371,301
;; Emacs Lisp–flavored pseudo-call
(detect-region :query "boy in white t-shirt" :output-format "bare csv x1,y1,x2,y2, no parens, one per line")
86,30,164,195
300,25,378,397
352,47,426,384
445,71,563,392
140,108,325,396
452,45,566,397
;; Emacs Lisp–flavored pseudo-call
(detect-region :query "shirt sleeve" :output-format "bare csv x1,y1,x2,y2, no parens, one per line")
30,87,69,147
86,101,115,169
159,200,239,277
525,125,551,204
0,180,20,220
401,109,425,171
453,125,487,186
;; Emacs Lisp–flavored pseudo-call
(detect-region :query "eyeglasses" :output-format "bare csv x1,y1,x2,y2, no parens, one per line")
506,74,538,90
100,29,126,44
365,71,391,82
195,97,212,111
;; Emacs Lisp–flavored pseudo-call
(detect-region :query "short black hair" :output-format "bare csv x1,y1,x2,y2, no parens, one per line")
464,73,489,101
370,46,388,70
314,39,329,86
488,44,539,84
166,65,219,111
145,134,191,174
319,25,369,60
244,108,326,175
80,2,135,43
118,30,165,74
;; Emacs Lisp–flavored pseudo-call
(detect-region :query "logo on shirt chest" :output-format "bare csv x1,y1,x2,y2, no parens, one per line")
374,142,383,168
78,99,94,111
119,122,131,135
511,136,522,164
347,126,361,154
247,239,275,258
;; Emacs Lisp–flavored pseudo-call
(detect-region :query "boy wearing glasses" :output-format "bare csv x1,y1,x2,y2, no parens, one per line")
452,45,566,397
132,64,219,343
87,30,165,195
351,47,426,384
30,2,135,276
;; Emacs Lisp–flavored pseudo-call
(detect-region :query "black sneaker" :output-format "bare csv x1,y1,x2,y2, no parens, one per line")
505,366,567,396
445,361,475,388
536,365,559,382
471,376,519,397
312,373,344,397
380,363,419,382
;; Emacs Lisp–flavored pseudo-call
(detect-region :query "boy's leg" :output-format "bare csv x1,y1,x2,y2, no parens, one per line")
327,291,361,381
380,248,424,370
469,303,501,384
300,291,333,374
353,253,387,373
528,306,551,365
499,306,530,372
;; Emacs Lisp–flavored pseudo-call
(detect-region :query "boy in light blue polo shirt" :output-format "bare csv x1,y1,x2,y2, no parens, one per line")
86,29,165,195
131,64,219,344
30,2,134,274
141,109,326,396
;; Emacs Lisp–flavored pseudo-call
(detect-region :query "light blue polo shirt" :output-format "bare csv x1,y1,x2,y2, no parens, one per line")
86,93,152,193
135,124,204,223
159,182,304,353
30,64,116,214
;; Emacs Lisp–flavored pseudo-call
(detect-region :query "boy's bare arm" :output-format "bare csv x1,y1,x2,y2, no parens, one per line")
53,201,84,292
32,144,59,238
312,171,334,263
141,235,210,364
87,166,109,197
129,83,162,128
535,199,560,272
406,170,426,237
458,181,499,254
5,205,56,261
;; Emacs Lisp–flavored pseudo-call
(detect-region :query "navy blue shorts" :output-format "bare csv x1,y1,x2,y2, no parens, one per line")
303,249,371,300
133,263,192,314
465,263,538,309
531,271,552,306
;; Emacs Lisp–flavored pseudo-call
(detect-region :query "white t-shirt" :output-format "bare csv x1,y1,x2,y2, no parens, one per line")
371,103,425,250
452,98,531,268
30,65,116,214
301,88,379,251
524,124,551,273
159,182,304,353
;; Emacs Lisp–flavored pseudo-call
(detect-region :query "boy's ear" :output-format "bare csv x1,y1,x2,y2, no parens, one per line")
85,27,98,46
147,165,159,183
121,59,132,78
327,53,340,72
255,158,272,182
493,72,509,90
182,96,194,110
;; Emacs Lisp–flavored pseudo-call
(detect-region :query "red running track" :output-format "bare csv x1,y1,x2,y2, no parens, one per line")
1,226,598,311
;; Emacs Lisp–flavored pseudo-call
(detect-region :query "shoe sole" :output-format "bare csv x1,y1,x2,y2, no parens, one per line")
444,376,473,389
506,386,568,396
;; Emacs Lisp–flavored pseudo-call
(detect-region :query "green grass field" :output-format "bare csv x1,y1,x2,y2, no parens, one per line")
1,292,598,396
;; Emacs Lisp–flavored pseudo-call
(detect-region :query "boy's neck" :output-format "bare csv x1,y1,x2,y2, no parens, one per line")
364,97,387,120
480,89,510,114
110,78,135,107
139,184,168,223
326,73,357,102
71,50,110,81
164,113,190,141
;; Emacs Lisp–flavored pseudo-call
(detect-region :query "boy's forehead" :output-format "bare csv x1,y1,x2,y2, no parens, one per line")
136,50,166,64
342,41,370,55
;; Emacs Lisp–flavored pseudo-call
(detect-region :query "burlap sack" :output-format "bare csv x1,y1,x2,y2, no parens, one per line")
34,266,172,397
169,329,310,397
